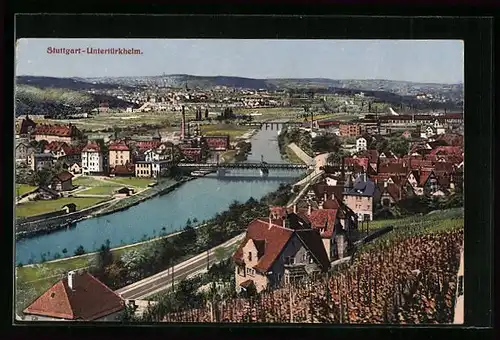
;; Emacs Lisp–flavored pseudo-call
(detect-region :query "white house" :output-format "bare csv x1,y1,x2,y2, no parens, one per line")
81,141,103,175
356,137,368,152
144,148,173,178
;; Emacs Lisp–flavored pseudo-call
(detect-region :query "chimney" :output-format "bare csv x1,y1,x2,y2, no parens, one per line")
293,204,297,213
268,216,272,229
68,271,75,291
180,106,186,140
282,217,286,228
308,203,312,215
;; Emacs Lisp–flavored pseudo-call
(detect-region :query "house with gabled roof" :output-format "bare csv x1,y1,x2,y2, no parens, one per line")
407,169,439,196
232,214,330,293
342,173,381,221
49,171,75,192
22,271,125,321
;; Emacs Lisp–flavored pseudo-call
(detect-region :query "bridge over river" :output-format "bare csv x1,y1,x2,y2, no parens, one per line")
177,161,308,170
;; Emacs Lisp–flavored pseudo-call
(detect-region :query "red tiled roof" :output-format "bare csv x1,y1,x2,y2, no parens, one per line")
344,157,369,170
428,146,463,156
419,171,433,186
232,219,294,274
82,141,101,152
34,124,80,137
45,141,69,152
378,163,407,175
136,140,162,150
306,209,338,238
108,140,130,151
23,272,125,320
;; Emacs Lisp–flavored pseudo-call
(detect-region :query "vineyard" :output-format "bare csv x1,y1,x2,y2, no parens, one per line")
156,218,464,324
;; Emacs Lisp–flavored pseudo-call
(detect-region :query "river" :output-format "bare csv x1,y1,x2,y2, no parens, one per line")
15,126,304,264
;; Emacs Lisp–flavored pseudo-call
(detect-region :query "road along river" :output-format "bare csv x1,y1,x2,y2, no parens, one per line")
15,126,305,264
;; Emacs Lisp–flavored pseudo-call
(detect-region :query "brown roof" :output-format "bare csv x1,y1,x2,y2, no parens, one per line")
23,272,125,320
232,219,294,274
322,199,340,210
55,171,74,182
240,279,255,288
311,183,344,202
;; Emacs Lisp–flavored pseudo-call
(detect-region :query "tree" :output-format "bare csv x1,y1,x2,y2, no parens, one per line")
387,137,410,157
94,239,113,278
74,245,86,256
327,150,348,166
34,169,53,187
312,134,342,153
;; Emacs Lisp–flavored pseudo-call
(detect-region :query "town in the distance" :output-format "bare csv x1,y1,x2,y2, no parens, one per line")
14,73,464,324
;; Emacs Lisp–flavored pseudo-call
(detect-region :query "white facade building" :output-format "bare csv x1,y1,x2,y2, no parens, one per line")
356,137,368,152
81,142,103,175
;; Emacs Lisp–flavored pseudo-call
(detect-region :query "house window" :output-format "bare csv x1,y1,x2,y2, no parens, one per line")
246,268,254,276
248,252,252,261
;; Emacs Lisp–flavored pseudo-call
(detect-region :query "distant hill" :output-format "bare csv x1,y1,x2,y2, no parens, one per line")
16,76,134,91
15,84,137,117
85,74,462,98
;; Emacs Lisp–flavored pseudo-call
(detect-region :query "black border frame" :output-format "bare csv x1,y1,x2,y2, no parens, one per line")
3,10,494,339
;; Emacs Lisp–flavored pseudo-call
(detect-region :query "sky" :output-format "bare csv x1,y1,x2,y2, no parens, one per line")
16,39,464,83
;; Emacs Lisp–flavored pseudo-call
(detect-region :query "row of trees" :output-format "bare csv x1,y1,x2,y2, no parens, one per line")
88,184,292,291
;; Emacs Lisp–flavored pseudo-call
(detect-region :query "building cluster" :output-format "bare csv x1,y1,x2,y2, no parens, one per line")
15,114,232,184
232,111,464,295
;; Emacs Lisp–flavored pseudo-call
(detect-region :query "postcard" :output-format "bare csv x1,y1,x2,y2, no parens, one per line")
14,38,464,324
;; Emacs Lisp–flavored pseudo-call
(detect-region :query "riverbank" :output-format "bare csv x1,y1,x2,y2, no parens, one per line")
15,178,191,242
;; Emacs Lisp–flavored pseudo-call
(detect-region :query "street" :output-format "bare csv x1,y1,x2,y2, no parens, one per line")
116,232,245,300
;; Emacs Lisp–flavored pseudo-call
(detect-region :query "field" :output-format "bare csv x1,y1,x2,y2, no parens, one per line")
107,177,154,188
200,124,254,141
15,184,37,196
73,176,108,187
80,186,120,195
15,197,109,218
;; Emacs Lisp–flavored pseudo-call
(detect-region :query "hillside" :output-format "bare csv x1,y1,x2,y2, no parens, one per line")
15,85,136,117
85,74,462,95
16,76,134,91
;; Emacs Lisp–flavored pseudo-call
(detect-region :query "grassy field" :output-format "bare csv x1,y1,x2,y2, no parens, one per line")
16,184,37,196
15,197,109,218
73,176,108,187
107,177,154,188
80,186,120,195
200,124,253,141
